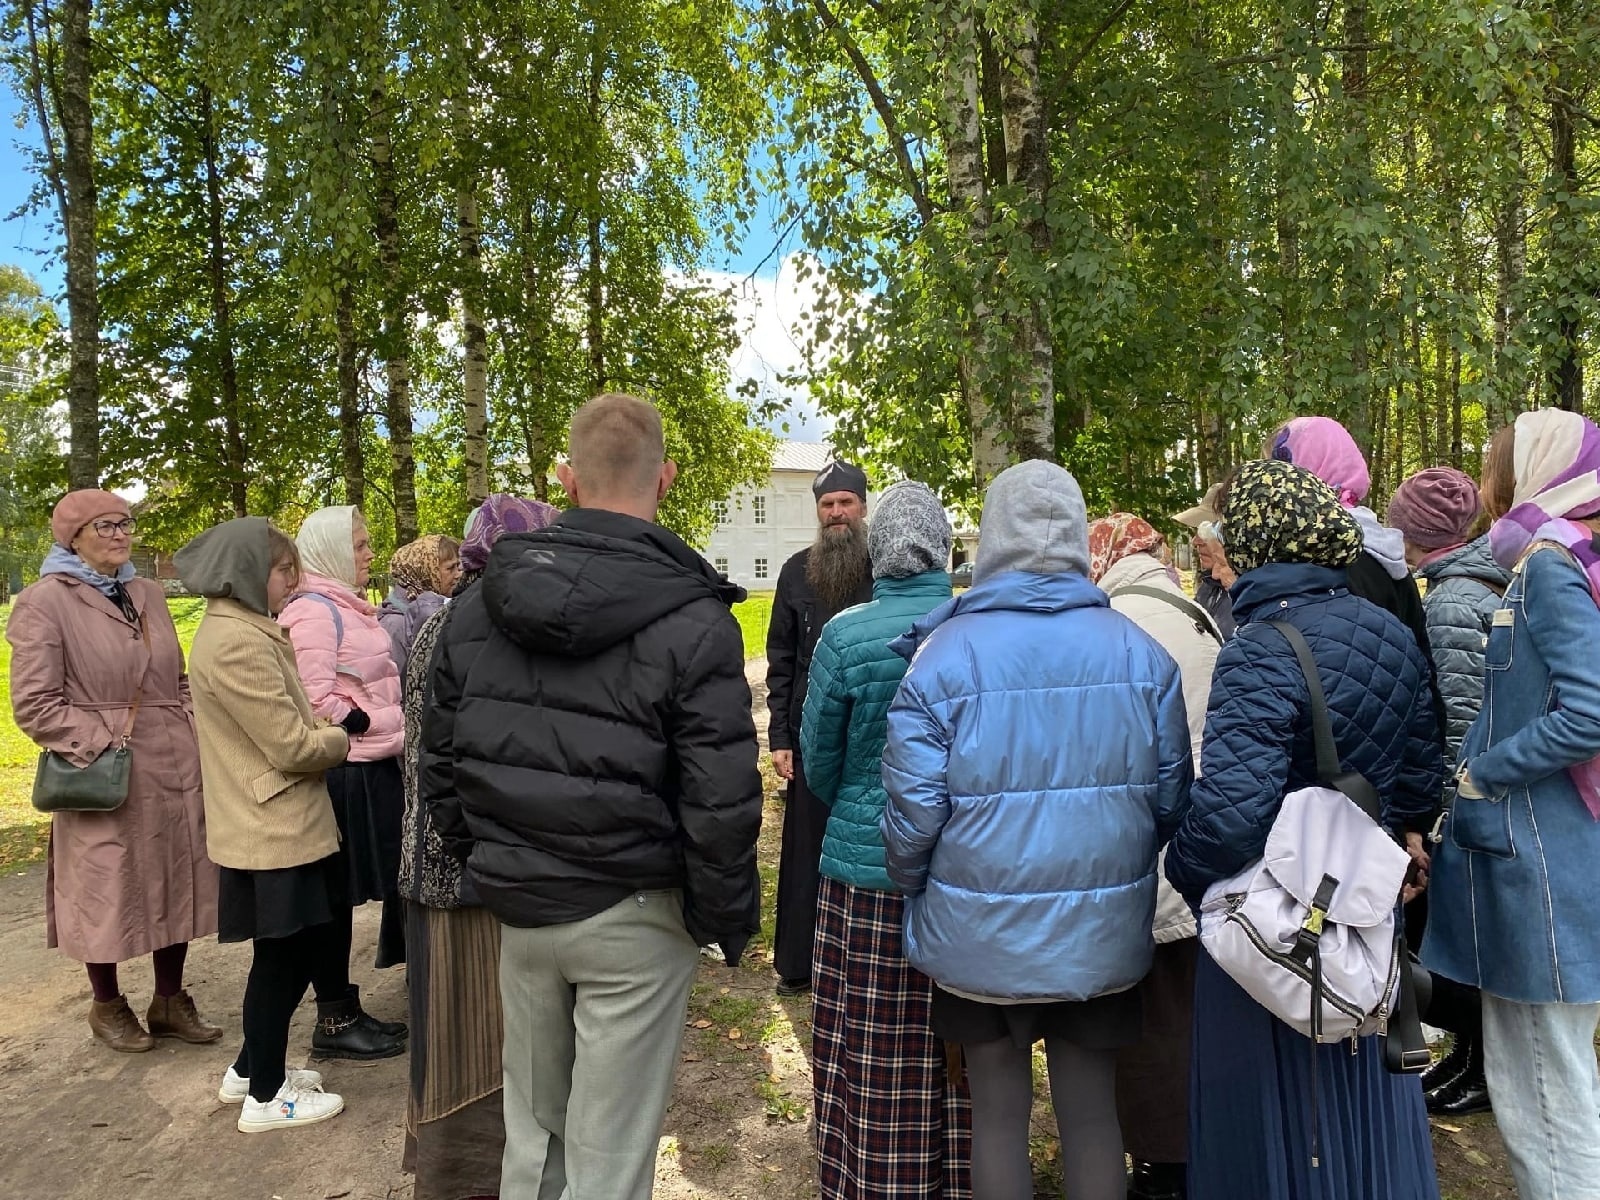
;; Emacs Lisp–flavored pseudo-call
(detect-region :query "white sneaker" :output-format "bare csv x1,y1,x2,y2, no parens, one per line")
236,1079,344,1132
217,1065,324,1105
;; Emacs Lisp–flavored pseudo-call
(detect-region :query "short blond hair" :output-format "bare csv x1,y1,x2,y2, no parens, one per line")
568,393,665,497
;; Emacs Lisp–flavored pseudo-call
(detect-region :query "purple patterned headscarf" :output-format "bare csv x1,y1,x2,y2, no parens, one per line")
1271,416,1372,508
460,494,561,571
1487,408,1600,819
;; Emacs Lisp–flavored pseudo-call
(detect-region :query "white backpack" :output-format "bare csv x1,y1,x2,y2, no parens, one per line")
1199,621,1427,1066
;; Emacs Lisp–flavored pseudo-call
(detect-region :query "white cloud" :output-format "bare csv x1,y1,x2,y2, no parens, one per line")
686,254,836,443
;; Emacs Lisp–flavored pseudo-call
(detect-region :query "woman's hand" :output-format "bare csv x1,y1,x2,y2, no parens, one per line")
1402,831,1431,903
339,707,371,736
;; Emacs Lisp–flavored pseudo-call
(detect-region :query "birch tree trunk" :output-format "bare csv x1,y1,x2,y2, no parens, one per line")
60,0,99,487
994,3,1054,464
1547,84,1583,411
459,181,490,506
335,280,365,511
370,84,418,542
1493,105,1527,424
941,6,1006,483
199,84,248,516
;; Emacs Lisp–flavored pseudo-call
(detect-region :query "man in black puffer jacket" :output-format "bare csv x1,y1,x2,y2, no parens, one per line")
421,392,762,1200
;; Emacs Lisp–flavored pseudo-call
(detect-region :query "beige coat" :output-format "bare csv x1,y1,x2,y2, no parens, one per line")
1102,552,1222,944
186,598,349,871
7,574,218,963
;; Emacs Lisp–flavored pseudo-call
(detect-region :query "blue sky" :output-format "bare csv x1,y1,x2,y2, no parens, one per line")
0,90,829,440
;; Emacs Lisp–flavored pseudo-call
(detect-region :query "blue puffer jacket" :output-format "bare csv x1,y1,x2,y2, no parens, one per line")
801,571,953,892
1417,537,1511,759
1165,563,1447,906
880,570,1193,1002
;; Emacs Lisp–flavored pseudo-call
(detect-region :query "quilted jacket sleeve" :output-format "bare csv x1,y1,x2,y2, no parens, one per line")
1153,665,1195,846
1468,549,1600,795
1425,582,1494,759
669,612,764,944
799,622,850,807
1390,650,1447,833
880,673,951,895
1165,629,1303,905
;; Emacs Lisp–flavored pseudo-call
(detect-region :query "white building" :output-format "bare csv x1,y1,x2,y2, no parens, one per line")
700,441,850,590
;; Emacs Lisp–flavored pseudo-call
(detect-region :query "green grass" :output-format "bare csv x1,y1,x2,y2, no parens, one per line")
732,590,773,661
0,597,206,872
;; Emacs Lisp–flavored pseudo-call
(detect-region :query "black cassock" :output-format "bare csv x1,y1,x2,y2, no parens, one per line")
764,547,873,982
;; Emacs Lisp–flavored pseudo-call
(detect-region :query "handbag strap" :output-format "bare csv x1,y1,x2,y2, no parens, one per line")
1265,619,1382,825
116,614,152,749
1109,584,1224,644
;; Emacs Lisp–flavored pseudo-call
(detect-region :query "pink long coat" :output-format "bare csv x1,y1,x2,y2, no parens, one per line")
7,574,218,963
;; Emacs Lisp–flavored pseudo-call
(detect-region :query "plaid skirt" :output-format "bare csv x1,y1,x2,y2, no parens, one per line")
812,876,972,1200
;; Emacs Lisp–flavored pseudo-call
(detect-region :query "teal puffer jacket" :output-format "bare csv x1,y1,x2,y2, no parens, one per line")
800,570,953,891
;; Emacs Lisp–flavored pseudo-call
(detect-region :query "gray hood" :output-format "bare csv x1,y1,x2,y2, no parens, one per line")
974,460,1090,584
1350,505,1410,580
176,516,273,615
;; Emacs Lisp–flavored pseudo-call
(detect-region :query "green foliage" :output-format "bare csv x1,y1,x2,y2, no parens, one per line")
0,266,64,590
762,0,1600,515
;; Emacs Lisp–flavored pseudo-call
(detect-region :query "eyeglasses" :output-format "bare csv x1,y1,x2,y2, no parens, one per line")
90,519,137,538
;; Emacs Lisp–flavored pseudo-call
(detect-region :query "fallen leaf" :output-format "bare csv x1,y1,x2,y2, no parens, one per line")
719,986,730,995
1463,1149,1490,1167
692,1019,712,1029
765,1165,782,1173
768,1072,781,1083
1434,1122,1461,1134
727,1027,742,1040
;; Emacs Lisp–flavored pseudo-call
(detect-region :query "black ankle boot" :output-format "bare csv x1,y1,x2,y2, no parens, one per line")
1421,1037,1470,1094
1128,1160,1186,1200
347,984,408,1040
312,995,405,1061
1428,1037,1492,1117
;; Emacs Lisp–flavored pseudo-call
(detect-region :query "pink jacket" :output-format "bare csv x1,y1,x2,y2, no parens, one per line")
279,573,404,761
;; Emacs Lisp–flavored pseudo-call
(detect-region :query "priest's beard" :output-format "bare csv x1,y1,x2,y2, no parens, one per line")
806,516,871,612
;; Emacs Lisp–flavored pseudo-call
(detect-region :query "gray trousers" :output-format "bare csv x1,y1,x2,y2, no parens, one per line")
499,890,699,1200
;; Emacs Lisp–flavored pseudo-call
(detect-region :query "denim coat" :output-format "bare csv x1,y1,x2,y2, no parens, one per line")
1423,545,1600,1004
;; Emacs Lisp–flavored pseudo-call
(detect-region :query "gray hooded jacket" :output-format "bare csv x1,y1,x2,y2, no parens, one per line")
174,516,273,614
1419,535,1512,759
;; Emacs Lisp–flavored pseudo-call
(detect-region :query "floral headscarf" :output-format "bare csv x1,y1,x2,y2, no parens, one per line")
1087,513,1172,585
389,534,456,600
460,494,561,572
1220,460,1363,576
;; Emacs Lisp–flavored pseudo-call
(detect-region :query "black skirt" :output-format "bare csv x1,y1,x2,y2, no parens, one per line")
931,984,1143,1052
327,757,405,905
218,853,348,943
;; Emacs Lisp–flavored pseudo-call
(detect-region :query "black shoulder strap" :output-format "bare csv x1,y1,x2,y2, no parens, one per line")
1265,619,1382,825
1110,584,1224,645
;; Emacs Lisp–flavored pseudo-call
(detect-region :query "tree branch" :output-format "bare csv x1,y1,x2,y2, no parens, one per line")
1063,0,1138,83
809,0,935,226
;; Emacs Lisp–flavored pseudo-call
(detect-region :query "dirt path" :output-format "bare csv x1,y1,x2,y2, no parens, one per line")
0,656,1520,1198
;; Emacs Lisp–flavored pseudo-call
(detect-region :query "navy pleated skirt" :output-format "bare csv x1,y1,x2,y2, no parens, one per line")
1188,949,1439,1200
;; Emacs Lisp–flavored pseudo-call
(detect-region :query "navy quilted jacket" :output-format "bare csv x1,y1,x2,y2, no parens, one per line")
1165,562,1446,905
800,570,953,891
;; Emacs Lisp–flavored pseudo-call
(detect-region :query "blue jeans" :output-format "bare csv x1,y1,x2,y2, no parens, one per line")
1481,993,1600,1200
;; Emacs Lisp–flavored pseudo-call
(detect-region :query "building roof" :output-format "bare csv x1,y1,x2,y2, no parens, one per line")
771,441,834,473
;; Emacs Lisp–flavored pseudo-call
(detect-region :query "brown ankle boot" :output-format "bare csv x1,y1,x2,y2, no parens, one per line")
146,989,222,1044
89,996,155,1052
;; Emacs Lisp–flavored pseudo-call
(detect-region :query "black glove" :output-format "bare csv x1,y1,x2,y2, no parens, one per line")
716,934,751,969
339,707,371,736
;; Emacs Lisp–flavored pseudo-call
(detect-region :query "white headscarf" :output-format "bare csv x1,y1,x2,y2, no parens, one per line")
296,505,362,588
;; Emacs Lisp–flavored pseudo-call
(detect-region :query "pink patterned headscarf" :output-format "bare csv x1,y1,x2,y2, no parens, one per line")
1270,417,1372,508
1087,513,1171,585
460,494,561,571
